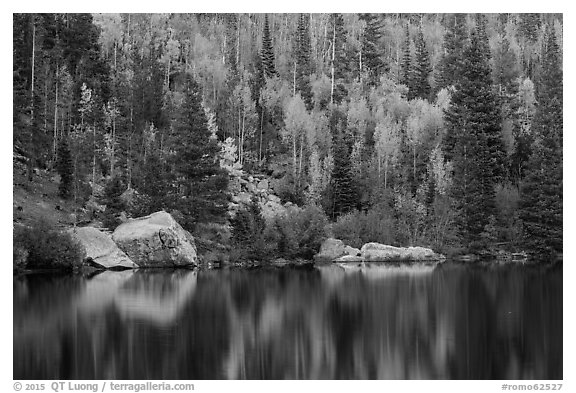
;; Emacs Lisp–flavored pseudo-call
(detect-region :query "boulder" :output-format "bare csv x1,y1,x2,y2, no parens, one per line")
112,211,198,267
268,194,281,204
344,245,361,257
232,192,252,206
360,242,444,262
257,179,269,191
334,255,364,263
70,227,137,269
314,238,346,263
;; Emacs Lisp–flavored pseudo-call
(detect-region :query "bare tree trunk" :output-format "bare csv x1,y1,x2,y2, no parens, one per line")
298,133,304,188
53,63,59,160
384,156,388,190
292,136,297,179
92,119,96,194
293,61,297,97
330,21,336,105
258,106,264,165
28,20,36,181
44,67,48,133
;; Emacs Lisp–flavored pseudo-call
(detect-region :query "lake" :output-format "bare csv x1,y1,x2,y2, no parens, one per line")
13,262,562,379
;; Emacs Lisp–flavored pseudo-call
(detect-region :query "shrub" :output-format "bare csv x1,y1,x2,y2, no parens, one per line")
100,176,126,230
267,204,329,259
13,219,85,270
332,204,396,248
229,198,271,261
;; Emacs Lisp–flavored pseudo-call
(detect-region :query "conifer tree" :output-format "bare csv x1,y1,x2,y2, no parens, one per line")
295,13,313,110
520,25,562,257
436,13,468,91
519,14,541,44
359,13,386,87
261,14,277,79
412,27,432,100
169,74,229,231
330,114,357,218
56,136,74,199
100,176,126,229
444,28,506,242
401,23,413,95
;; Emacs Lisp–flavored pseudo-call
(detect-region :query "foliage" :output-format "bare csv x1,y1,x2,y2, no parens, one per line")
230,198,269,261
100,176,126,229
268,204,329,259
13,219,85,270
332,203,396,249
56,136,74,199
520,25,562,258
168,74,230,231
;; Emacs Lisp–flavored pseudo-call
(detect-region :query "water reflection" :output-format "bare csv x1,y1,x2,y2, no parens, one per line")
13,263,562,379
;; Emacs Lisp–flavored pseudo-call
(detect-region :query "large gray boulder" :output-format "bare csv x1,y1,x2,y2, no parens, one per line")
70,227,137,269
112,211,198,267
314,238,346,263
361,242,444,262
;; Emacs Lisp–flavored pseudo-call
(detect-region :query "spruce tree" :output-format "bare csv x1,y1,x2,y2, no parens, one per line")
169,74,229,231
444,28,506,243
412,27,432,100
359,13,386,87
56,136,74,199
401,23,413,95
100,176,126,229
436,13,468,91
520,25,562,258
330,114,357,218
261,14,277,79
295,13,313,110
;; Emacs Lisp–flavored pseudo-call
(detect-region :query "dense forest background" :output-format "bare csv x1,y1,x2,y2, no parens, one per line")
12,13,563,259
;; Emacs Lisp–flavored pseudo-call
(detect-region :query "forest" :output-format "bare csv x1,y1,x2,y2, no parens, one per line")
12,13,563,262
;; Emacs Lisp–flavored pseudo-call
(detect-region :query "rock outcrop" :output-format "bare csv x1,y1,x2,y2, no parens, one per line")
361,243,443,262
69,227,137,269
314,238,346,263
112,211,198,267
314,239,445,263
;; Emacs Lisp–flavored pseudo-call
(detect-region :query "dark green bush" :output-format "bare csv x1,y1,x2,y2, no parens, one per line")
100,176,126,230
267,204,329,259
13,220,85,270
230,198,271,261
332,204,396,248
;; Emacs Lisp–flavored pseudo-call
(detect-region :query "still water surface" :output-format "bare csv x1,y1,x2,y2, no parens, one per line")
14,263,562,379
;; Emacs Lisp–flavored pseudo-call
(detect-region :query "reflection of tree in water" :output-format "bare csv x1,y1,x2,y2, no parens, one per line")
14,264,562,379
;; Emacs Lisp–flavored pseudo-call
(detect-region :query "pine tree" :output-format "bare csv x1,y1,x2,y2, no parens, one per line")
359,13,386,87
436,13,468,91
444,28,506,242
412,27,432,100
520,25,562,258
56,136,74,199
401,23,413,95
295,13,313,110
169,74,229,231
330,113,357,218
100,176,126,229
261,14,277,79
519,14,541,44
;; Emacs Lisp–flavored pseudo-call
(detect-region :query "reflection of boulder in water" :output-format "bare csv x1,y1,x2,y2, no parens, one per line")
114,270,198,326
316,264,346,287
76,270,134,314
327,262,438,281
76,270,197,326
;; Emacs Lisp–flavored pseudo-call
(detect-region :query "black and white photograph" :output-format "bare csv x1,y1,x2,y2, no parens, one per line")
11,8,564,387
